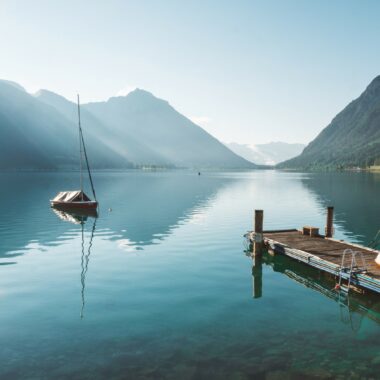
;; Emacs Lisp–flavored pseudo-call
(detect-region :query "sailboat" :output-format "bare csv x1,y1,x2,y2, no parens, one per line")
50,95,98,211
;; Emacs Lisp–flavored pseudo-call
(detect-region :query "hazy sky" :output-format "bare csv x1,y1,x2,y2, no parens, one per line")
1,0,379,144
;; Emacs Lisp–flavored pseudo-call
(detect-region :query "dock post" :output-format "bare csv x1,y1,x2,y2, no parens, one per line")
254,210,264,256
325,206,334,238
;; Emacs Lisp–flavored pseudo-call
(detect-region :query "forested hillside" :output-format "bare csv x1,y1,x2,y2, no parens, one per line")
278,76,380,170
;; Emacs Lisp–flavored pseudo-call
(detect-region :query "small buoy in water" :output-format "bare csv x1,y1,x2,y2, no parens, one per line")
108,208,112,212
198,172,201,176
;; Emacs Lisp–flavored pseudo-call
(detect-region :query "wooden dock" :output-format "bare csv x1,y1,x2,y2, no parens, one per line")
246,208,380,294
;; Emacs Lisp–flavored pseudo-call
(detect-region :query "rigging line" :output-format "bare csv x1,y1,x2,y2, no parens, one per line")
77,94,97,202
80,127,97,201
77,94,84,198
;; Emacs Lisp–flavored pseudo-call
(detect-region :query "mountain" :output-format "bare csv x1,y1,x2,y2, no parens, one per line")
0,80,254,170
226,142,305,166
83,89,254,169
35,89,138,167
0,80,129,170
37,89,176,167
278,76,380,170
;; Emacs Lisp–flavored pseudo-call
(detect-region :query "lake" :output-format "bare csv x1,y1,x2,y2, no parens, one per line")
0,170,379,379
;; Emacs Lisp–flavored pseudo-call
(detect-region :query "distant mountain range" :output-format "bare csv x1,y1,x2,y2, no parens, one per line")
226,142,305,165
0,80,254,170
278,76,380,170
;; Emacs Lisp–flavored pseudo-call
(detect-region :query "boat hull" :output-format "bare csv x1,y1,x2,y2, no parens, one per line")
50,201,98,210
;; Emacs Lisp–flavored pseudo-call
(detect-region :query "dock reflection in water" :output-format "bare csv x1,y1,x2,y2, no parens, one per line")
251,251,380,330
52,208,97,319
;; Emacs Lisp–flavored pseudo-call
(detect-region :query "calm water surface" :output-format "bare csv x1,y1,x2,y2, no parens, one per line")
0,170,379,379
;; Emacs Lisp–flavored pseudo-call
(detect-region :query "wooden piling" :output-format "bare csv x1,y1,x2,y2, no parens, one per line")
325,206,334,238
254,210,264,256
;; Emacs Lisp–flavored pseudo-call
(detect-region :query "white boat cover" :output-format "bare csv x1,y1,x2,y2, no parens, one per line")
52,190,91,202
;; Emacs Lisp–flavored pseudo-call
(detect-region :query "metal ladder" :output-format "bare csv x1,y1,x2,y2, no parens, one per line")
336,249,367,293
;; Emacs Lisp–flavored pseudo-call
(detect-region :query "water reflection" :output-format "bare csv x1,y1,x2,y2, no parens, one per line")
0,172,230,260
52,208,97,319
0,171,379,379
52,208,98,224
99,172,230,249
80,216,97,319
252,255,262,299
301,172,380,244
251,251,380,329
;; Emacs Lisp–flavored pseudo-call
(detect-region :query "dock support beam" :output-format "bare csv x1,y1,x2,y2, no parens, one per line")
254,210,264,256
325,206,334,238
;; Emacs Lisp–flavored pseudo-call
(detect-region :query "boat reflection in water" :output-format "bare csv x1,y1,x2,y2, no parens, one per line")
52,207,97,319
250,250,380,331
52,206,98,223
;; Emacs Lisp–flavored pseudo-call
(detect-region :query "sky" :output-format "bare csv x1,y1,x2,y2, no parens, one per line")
0,0,379,145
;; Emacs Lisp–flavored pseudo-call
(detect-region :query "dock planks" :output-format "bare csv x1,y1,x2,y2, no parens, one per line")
248,229,380,293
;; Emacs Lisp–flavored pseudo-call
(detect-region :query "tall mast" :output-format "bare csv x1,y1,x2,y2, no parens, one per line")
77,94,83,198
77,94,97,202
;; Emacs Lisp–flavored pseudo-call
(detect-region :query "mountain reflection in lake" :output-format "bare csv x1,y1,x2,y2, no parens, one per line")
301,171,380,245
0,170,379,379
0,171,230,261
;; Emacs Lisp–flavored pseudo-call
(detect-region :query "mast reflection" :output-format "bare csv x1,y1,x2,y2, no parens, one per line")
80,216,97,319
52,208,97,319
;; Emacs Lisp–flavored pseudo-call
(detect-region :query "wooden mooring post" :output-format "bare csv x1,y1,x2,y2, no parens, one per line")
325,206,334,238
253,210,264,256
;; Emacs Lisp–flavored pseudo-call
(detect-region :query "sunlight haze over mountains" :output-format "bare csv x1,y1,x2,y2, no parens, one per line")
1,0,380,145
